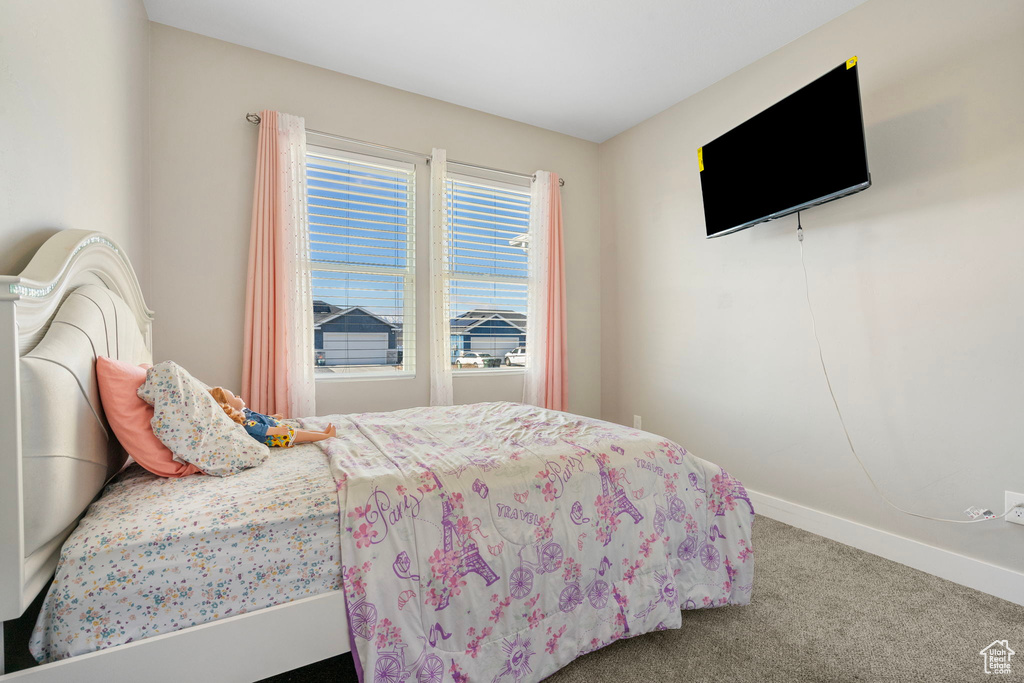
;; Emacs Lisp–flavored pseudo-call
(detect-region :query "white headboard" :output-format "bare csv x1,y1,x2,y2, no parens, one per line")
0,230,153,622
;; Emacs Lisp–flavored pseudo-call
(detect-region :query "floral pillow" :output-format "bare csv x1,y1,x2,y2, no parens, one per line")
137,361,269,476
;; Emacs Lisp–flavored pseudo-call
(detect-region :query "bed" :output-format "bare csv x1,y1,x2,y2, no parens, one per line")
27,443,341,663
0,230,754,682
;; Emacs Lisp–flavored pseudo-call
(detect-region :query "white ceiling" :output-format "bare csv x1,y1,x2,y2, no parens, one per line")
143,0,867,143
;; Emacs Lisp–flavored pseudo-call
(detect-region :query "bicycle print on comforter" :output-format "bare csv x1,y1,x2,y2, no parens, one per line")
301,402,754,683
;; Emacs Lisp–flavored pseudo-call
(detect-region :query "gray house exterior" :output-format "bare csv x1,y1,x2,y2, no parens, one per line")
450,308,526,361
313,300,401,366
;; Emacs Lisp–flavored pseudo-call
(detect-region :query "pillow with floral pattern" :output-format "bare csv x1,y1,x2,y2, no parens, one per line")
137,361,268,476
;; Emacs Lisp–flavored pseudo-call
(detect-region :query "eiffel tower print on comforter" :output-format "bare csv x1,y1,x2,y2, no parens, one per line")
300,402,754,683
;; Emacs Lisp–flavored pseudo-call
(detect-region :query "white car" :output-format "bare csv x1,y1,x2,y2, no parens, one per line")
455,352,499,368
504,347,527,366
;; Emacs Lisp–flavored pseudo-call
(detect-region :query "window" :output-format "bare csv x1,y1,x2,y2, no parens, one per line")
305,146,415,377
445,174,531,370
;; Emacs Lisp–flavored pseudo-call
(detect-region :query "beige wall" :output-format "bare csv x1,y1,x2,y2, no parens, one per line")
0,0,150,284
149,25,601,417
599,0,1024,570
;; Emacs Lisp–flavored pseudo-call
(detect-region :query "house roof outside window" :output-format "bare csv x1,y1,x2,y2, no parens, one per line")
312,300,400,330
450,308,527,334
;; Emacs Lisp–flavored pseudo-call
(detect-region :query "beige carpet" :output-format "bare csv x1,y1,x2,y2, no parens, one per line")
260,516,1024,682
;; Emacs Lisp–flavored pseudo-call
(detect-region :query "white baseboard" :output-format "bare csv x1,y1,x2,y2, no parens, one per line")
747,489,1024,607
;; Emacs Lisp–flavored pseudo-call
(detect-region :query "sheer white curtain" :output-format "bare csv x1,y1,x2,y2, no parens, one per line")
278,113,316,417
524,170,568,411
429,148,454,406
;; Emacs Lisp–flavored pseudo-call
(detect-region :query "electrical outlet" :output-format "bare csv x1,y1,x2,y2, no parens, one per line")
633,415,642,430
1006,491,1024,526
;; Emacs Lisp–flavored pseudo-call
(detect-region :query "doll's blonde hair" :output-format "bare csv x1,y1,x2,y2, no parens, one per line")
209,387,246,425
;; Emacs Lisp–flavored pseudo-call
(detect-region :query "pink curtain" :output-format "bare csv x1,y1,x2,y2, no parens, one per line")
241,110,316,417
524,171,568,411
543,173,568,410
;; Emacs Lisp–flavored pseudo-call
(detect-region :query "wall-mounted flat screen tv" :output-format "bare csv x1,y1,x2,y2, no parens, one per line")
699,58,871,238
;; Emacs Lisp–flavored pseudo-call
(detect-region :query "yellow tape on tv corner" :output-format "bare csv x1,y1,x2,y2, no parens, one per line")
698,147,704,172
846,56,858,69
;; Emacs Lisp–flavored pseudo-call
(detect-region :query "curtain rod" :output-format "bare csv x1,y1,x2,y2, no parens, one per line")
245,113,564,186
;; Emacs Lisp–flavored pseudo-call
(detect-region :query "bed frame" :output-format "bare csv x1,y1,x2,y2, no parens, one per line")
0,231,348,681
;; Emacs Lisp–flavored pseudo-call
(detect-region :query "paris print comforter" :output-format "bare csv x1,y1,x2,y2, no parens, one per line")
300,402,754,683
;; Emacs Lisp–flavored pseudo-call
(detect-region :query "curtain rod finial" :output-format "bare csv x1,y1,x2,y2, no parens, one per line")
246,112,262,125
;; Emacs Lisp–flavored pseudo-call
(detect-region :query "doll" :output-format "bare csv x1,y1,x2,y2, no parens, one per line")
209,387,335,448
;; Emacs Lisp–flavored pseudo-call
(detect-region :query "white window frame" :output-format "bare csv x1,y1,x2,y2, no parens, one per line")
445,170,532,375
306,144,417,381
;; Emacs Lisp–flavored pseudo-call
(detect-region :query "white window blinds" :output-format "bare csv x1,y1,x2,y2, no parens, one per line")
445,175,531,368
305,146,415,376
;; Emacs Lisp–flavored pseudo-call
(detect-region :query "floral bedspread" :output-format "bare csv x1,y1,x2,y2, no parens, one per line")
300,402,754,683
29,442,342,662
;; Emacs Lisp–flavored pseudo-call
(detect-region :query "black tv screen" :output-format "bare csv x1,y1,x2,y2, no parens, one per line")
699,58,870,238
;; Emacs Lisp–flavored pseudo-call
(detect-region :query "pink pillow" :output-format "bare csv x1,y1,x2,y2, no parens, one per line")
96,356,200,478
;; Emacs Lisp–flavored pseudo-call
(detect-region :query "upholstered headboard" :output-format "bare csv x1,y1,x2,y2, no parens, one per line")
0,230,153,622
